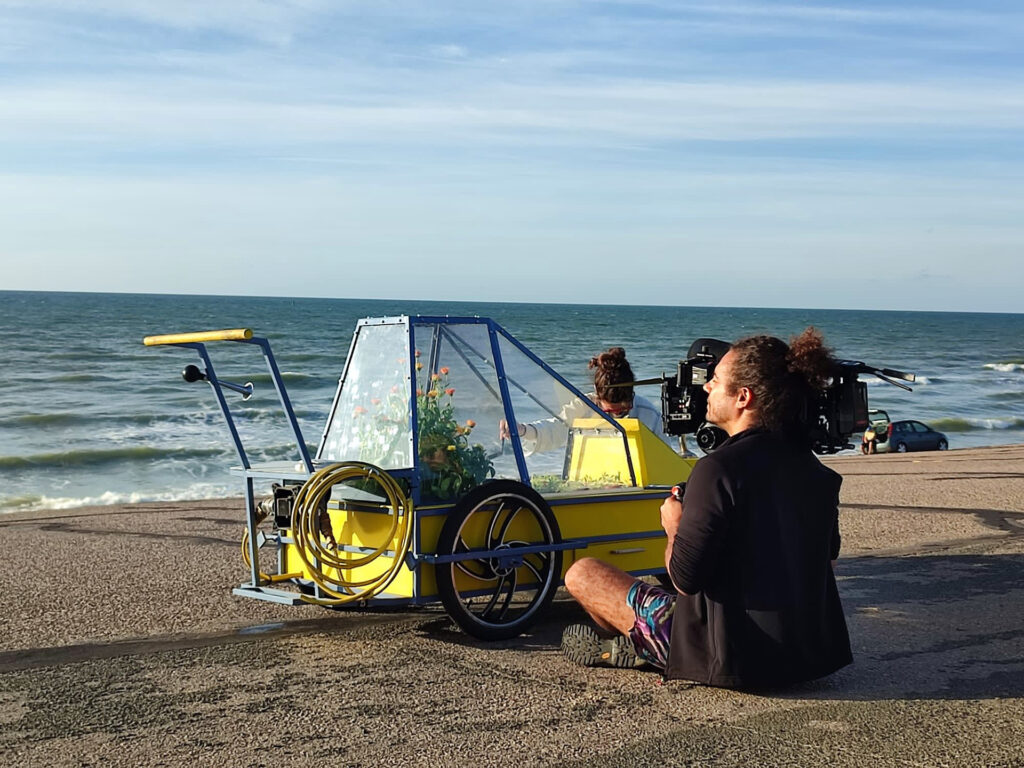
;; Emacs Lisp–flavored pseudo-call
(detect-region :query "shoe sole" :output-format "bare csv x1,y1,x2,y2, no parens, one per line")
561,624,643,668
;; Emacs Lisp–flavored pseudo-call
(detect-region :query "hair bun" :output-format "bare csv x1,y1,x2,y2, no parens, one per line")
590,347,634,404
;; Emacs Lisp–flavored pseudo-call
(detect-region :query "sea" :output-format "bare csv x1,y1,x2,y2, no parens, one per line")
2,290,1023,513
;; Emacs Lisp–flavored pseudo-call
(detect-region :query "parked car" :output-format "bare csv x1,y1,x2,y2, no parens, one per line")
879,419,949,453
865,409,891,453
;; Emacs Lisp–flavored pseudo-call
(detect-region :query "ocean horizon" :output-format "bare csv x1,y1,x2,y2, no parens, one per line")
2,289,1023,512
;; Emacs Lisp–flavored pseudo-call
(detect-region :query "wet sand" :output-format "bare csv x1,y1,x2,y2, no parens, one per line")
1,445,1022,766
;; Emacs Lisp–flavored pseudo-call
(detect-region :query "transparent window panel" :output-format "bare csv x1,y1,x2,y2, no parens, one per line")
558,420,637,493
411,321,517,500
320,321,414,469
495,335,633,490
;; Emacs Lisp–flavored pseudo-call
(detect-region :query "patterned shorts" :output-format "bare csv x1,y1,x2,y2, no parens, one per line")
626,580,676,669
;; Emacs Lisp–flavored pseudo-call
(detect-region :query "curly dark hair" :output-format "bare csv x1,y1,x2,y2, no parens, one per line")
589,347,635,405
727,327,835,439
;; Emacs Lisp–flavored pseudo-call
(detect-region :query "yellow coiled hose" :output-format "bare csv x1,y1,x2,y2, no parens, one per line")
289,461,414,605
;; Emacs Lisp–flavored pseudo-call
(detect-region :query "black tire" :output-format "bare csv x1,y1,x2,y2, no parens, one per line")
896,442,908,453
938,439,948,451
435,480,561,640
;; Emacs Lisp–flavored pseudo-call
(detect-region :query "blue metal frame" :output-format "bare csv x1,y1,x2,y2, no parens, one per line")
491,320,638,487
166,335,315,588
407,315,638,488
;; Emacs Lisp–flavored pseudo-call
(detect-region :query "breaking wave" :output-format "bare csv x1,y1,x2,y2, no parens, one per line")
0,446,224,470
929,417,1024,432
0,484,238,513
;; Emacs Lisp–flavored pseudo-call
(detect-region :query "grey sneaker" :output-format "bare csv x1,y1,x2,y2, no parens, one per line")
561,624,645,669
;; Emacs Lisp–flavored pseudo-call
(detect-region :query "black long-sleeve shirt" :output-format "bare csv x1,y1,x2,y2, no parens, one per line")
667,428,852,688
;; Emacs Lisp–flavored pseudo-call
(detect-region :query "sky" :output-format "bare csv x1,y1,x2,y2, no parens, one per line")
1,1,1023,312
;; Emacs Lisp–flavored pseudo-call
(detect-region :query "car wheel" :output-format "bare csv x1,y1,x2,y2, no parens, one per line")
938,439,948,450
896,442,908,453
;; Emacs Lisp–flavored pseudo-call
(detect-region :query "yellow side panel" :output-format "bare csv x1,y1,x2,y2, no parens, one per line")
571,536,668,574
282,506,447,599
554,496,661,540
567,418,697,487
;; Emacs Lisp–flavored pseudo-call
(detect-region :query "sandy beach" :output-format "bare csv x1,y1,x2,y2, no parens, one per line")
1,445,1022,767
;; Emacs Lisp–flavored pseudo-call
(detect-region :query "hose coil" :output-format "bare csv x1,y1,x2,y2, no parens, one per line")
289,462,414,605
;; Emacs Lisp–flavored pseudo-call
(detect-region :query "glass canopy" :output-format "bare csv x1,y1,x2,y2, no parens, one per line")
318,316,636,502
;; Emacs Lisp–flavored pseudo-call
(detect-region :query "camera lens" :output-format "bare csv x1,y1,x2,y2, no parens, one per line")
696,424,728,453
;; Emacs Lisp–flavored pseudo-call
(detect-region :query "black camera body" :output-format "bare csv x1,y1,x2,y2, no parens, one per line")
660,338,732,452
660,338,914,455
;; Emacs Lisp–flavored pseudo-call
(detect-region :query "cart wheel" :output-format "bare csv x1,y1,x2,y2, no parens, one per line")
435,480,561,641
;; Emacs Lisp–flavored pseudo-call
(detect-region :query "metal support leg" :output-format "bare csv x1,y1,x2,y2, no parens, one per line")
244,477,260,587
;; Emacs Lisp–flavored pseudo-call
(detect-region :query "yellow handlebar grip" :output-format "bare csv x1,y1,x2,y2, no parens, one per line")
143,328,254,346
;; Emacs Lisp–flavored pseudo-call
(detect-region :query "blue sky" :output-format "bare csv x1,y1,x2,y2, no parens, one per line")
1,1,1022,311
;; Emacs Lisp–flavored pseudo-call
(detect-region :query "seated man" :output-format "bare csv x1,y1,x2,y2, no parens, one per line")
560,328,852,688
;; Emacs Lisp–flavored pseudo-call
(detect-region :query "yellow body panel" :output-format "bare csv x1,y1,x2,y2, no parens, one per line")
567,417,696,486
143,328,253,346
281,492,676,599
279,422,697,600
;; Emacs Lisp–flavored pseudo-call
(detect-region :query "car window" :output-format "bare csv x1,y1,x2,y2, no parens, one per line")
894,422,907,432
912,422,929,433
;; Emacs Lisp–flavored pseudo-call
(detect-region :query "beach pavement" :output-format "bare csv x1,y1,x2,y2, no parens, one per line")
1,446,1022,767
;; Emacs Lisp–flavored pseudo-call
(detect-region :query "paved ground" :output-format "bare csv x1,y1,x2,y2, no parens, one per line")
1,445,1022,766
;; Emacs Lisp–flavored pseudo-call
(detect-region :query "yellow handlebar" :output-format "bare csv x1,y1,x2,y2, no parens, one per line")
143,328,253,346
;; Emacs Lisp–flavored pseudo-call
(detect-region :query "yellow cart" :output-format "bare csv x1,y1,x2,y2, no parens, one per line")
145,315,696,639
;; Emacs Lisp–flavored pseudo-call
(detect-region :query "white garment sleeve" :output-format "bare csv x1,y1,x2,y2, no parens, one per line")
523,396,595,455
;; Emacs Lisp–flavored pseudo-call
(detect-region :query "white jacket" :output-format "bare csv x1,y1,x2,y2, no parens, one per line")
524,393,675,455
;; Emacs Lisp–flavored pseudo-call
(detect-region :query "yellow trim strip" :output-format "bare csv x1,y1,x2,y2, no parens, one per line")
143,328,253,346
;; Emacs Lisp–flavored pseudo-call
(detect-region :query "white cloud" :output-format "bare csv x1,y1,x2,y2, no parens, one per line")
1,76,1021,150
429,44,468,59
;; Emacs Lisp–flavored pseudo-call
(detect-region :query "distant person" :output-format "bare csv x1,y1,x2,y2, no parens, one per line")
861,426,877,455
500,347,677,453
560,328,852,689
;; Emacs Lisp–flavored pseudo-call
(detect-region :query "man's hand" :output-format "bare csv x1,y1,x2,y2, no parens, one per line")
660,495,683,539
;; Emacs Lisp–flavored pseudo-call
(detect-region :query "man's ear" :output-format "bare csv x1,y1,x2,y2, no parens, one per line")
735,386,754,410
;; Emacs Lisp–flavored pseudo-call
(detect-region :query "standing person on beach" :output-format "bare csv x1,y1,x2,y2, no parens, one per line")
500,347,681,453
560,328,853,688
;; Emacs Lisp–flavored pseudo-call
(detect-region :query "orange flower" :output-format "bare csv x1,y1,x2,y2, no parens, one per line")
416,388,423,396
445,387,455,396
427,390,439,398
353,406,368,416
431,373,441,381
414,349,421,357
415,362,423,371
465,419,476,428
371,398,381,405
391,385,399,393
440,367,449,375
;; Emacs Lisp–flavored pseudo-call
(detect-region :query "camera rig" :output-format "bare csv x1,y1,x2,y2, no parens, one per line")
632,338,915,455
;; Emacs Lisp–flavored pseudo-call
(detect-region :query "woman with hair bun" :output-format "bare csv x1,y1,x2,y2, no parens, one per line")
501,347,677,455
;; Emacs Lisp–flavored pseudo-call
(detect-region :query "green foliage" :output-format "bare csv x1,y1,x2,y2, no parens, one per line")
530,473,626,494
416,370,495,501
